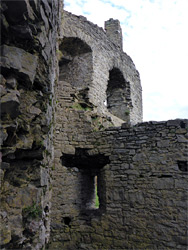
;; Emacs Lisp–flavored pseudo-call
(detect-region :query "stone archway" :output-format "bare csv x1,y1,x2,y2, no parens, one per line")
59,37,93,90
107,67,130,122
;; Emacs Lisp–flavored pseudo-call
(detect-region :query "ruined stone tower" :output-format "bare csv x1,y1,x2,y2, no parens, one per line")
0,1,187,250
105,18,123,50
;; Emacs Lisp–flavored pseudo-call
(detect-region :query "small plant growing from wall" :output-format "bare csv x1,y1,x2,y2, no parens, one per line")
72,101,93,111
57,49,63,61
23,203,42,219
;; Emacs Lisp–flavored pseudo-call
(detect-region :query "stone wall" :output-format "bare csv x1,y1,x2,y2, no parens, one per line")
1,3,187,250
48,10,187,250
61,11,143,125
0,0,61,249
49,79,115,249
96,119,188,249
105,18,123,50
49,116,188,249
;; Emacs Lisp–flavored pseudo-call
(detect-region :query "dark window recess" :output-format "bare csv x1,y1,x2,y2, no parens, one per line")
180,121,186,129
63,217,71,227
177,161,188,172
158,175,172,178
58,37,92,89
44,206,49,213
59,57,71,66
60,37,92,56
61,148,110,212
106,67,130,121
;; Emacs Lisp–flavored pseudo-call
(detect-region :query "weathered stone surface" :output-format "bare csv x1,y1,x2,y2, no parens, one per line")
1,1,187,249
1,91,20,118
0,222,11,245
105,18,123,50
5,77,17,89
16,135,34,149
0,74,6,85
0,0,61,249
0,127,8,145
0,45,38,84
50,114,188,250
29,106,42,116
2,0,35,24
11,24,33,40
61,11,142,125
177,134,188,143
0,85,7,96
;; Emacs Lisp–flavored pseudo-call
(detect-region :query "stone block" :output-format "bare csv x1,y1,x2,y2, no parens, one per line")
0,74,6,86
0,45,38,84
41,167,49,186
62,145,75,154
1,91,20,118
6,77,17,89
133,152,146,162
4,0,35,23
16,135,34,149
6,186,40,208
167,120,182,127
177,135,188,143
0,224,11,245
29,106,42,116
0,128,8,145
0,85,7,97
175,179,188,189
153,178,174,190
157,140,170,147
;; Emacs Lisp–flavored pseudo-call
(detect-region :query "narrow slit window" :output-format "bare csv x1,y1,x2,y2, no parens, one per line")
95,176,99,209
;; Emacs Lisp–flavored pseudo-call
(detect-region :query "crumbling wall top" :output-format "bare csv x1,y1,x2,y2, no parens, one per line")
105,18,123,50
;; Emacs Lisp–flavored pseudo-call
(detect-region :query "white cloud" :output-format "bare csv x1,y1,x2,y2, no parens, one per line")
64,0,131,28
64,0,188,121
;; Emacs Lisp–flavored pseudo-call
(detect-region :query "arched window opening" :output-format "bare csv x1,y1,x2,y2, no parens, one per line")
107,68,130,122
60,37,92,56
59,37,92,89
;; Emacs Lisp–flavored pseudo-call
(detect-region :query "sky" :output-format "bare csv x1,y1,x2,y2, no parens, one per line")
64,0,188,122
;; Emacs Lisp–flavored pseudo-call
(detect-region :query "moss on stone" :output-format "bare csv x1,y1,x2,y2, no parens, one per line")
23,203,42,219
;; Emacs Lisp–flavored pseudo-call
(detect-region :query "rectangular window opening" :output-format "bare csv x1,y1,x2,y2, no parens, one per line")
61,149,109,214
